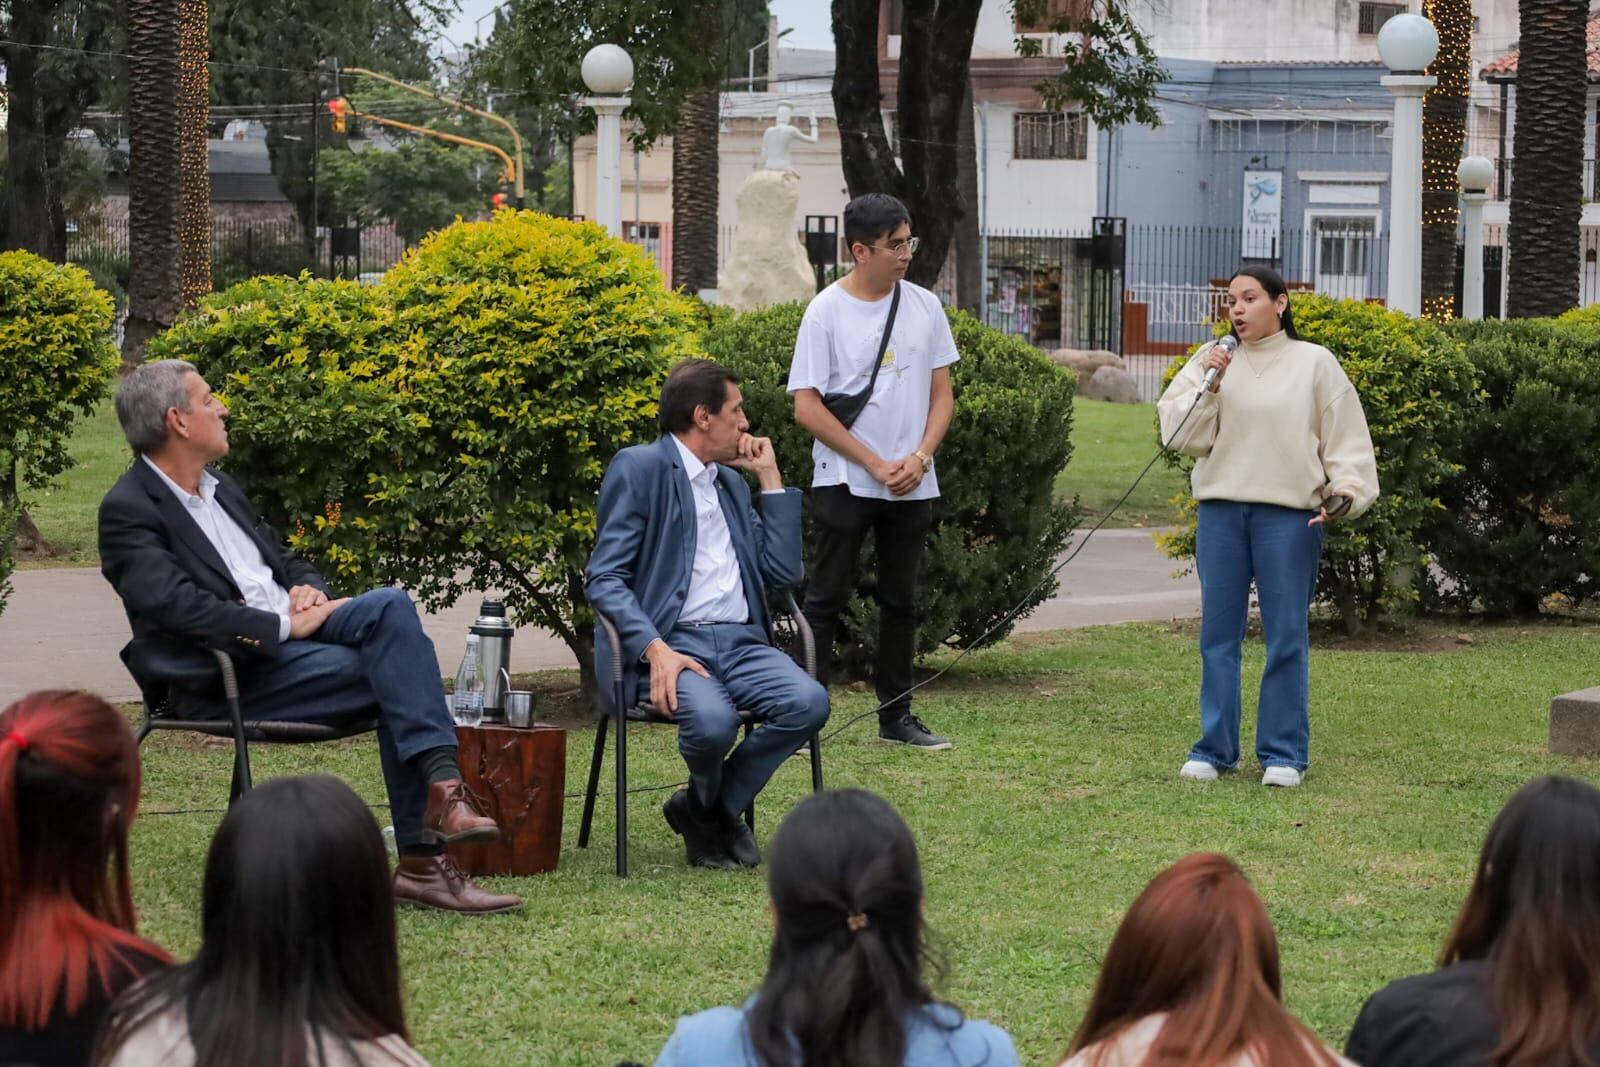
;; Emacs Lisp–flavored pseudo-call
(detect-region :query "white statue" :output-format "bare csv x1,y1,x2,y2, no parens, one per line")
759,101,819,174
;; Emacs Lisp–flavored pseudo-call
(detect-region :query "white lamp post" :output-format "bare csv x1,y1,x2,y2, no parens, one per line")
1378,13,1439,317
581,44,634,238
1457,155,1494,320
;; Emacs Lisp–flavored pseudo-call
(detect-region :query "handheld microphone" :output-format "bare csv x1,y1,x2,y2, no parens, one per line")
1200,335,1238,395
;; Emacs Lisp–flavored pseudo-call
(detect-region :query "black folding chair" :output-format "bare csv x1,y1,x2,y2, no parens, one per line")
133,647,379,806
578,590,825,877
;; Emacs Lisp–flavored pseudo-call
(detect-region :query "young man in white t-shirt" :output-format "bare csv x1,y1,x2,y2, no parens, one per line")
786,193,957,750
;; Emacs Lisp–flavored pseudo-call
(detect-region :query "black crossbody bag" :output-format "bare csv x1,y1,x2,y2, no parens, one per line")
822,282,900,430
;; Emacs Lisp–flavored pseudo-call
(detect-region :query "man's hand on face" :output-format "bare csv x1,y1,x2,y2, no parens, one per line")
731,434,783,490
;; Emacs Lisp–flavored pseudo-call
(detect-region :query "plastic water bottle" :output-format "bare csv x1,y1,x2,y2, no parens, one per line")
453,634,484,727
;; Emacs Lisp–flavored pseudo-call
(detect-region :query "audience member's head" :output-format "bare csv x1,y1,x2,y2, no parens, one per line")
0,690,166,1037
746,788,946,1067
1066,852,1339,1067
114,359,230,462
97,775,409,1066
1440,774,1600,1066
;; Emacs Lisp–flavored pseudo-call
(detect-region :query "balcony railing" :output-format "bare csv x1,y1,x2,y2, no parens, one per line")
1493,157,1600,202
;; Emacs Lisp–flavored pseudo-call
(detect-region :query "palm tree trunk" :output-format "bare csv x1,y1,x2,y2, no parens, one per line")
122,0,185,366
1420,0,1471,321
671,88,721,295
178,0,211,304
1506,0,1588,318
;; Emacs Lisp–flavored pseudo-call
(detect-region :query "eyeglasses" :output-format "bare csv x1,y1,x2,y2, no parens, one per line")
867,236,920,258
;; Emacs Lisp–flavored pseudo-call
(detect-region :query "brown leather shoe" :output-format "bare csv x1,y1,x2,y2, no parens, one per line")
422,779,501,845
393,854,523,915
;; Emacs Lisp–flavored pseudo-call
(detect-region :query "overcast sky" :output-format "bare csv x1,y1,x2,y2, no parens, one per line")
437,0,835,56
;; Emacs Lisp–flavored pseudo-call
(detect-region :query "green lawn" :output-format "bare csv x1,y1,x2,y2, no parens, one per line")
19,399,128,569
126,618,1600,1066
23,397,1180,571
1058,398,1186,529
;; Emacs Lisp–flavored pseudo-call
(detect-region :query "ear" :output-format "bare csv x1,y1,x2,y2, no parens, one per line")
166,405,189,441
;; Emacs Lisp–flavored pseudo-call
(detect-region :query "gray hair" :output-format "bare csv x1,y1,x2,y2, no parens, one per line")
115,360,198,454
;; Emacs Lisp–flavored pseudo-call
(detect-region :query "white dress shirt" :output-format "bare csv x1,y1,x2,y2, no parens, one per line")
142,456,293,641
670,435,749,625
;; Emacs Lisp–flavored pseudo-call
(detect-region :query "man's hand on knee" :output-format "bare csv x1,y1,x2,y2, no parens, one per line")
287,597,351,640
644,639,709,717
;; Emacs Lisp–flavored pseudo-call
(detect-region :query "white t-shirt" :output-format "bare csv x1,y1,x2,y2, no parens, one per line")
786,279,959,502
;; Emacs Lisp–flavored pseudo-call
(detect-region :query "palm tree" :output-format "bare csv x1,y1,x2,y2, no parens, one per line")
1420,0,1471,321
121,0,184,366
178,0,211,304
671,87,721,294
1506,0,1589,318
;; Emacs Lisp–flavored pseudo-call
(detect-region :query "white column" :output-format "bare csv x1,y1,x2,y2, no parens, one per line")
1460,191,1488,320
583,97,630,237
1383,73,1435,317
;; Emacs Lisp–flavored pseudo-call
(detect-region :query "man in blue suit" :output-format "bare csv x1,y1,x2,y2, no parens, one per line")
585,359,830,870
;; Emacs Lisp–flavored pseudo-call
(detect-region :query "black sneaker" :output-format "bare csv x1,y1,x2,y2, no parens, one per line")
878,713,952,750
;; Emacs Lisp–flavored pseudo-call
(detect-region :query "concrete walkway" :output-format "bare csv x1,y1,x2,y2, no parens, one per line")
0,527,1198,706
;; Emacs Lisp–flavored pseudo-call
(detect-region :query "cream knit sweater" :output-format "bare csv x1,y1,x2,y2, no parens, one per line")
1156,329,1380,517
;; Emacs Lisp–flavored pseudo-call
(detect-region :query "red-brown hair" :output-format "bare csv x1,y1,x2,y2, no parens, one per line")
0,690,169,1031
1067,853,1337,1067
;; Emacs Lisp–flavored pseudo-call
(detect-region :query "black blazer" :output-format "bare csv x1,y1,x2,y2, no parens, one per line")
1346,959,1600,1066
98,459,329,698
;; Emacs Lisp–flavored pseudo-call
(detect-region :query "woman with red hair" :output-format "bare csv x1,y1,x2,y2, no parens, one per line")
1061,853,1350,1067
0,690,170,1066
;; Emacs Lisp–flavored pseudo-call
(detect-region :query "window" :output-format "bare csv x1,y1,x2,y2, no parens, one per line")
1358,2,1406,36
1014,0,1090,32
1013,111,1088,161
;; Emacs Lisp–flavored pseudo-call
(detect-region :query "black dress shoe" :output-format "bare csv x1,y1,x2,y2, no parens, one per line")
663,789,739,870
716,808,761,868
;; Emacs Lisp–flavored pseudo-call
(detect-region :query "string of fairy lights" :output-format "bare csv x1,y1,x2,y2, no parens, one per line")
1420,0,1473,322
177,0,211,305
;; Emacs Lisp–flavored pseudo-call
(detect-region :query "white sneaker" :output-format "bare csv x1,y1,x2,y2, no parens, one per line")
1262,766,1303,788
1179,759,1219,781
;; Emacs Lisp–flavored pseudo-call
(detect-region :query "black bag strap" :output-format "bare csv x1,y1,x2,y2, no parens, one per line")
863,281,901,398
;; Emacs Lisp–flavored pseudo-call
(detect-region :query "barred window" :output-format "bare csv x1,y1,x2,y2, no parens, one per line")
1358,2,1406,35
1013,111,1087,161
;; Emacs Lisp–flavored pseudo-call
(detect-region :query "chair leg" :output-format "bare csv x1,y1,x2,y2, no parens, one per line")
228,740,253,805
809,732,824,793
578,714,608,849
614,703,628,878
135,707,155,745
741,721,756,832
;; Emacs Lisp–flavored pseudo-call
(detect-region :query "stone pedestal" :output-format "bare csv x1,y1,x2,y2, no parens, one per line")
448,724,566,876
718,170,816,311
1549,687,1600,757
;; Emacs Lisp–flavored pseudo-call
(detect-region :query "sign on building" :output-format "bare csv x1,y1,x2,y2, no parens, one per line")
1242,170,1283,259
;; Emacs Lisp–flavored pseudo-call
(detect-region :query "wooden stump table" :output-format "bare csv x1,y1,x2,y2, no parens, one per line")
448,723,566,876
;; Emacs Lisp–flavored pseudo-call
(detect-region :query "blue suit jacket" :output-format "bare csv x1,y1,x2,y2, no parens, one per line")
583,435,804,682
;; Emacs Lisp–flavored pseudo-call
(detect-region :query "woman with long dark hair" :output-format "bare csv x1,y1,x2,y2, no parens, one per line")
655,788,1018,1066
0,690,171,1067
96,774,428,1067
1346,776,1600,1067
1156,266,1378,788
1061,853,1351,1067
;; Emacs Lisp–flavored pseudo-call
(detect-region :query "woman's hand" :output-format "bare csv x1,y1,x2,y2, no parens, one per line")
1309,490,1353,527
1200,344,1233,392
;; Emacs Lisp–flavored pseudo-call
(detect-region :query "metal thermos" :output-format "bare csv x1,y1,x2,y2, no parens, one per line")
471,599,514,721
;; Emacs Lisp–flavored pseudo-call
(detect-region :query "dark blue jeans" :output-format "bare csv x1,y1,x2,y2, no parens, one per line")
642,621,830,817
236,587,458,849
1193,501,1324,773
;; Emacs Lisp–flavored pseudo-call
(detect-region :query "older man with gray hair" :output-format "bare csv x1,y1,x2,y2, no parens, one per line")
99,360,521,915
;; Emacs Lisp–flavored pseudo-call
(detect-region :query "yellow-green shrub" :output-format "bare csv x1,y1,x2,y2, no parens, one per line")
150,213,701,685
0,251,118,614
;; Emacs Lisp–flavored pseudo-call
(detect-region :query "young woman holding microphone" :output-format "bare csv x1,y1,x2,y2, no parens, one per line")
1157,267,1378,788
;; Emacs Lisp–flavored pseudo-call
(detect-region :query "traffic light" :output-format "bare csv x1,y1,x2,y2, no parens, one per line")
327,97,348,134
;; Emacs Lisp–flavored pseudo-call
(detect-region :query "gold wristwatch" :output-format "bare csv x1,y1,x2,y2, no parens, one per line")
913,450,934,473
